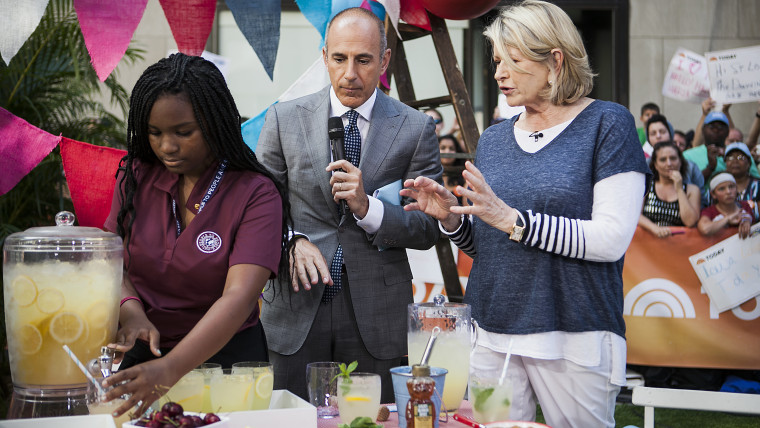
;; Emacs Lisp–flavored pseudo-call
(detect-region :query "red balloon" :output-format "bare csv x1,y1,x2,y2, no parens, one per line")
420,0,501,20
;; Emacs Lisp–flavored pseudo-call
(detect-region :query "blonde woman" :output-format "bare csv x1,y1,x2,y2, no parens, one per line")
402,1,648,426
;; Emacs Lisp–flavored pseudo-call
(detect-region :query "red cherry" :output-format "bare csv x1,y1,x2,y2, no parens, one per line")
162,401,184,417
190,415,204,426
204,413,221,424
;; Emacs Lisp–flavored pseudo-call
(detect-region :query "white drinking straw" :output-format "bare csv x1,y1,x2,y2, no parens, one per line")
498,338,514,386
62,344,106,395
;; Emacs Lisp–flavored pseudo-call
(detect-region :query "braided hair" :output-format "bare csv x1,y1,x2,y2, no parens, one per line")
115,53,293,284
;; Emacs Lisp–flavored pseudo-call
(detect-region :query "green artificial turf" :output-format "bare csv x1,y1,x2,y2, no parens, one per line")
533,403,760,427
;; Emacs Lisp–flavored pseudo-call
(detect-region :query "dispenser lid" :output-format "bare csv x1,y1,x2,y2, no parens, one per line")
3,211,122,252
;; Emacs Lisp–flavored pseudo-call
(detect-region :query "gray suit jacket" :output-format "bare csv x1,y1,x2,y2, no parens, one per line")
256,86,442,359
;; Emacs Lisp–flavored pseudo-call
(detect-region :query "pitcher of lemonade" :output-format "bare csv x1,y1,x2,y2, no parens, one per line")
407,295,477,413
3,211,122,418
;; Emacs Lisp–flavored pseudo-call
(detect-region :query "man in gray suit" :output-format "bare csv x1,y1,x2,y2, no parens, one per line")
256,7,441,402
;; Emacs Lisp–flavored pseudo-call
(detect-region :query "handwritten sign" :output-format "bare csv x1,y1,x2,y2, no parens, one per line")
706,45,760,104
662,48,711,103
689,223,760,312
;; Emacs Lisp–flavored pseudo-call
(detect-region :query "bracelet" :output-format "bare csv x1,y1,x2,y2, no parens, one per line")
120,296,143,307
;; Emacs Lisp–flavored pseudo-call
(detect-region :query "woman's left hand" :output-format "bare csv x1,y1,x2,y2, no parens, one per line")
102,357,181,418
450,161,518,233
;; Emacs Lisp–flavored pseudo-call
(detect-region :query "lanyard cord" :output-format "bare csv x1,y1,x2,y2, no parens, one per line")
171,159,229,237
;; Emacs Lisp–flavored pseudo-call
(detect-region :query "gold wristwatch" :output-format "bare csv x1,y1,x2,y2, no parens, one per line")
508,212,525,242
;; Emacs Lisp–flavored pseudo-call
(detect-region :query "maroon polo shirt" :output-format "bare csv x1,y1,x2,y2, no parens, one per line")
105,159,282,348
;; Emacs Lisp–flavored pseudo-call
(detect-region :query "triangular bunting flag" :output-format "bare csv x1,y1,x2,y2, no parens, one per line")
400,0,430,31
74,0,149,82
60,138,126,228
159,0,216,56
377,0,401,37
0,0,49,65
226,0,280,80
0,107,62,196
295,0,331,39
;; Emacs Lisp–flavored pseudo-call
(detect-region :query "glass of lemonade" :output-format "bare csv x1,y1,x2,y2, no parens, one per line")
159,369,204,412
209,368,254,412
195,363,223,413
231,361,274,410
86,380,133,426
337,372,381,425
468,375,513,424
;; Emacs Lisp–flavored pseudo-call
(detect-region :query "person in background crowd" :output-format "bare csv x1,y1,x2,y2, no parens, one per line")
101,53,292,417
698,173,756,239
684,111,760,188
637,102,660,145
645,115,703,190
639,141,701,238
704,142,760,220
692,97,735,147
438,133,466,198
673,130,690,152
256,7,441,403
402,2,649,426
425,108,444,136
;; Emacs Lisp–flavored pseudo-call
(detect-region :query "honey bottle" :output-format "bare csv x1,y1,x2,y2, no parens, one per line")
405,364,436,428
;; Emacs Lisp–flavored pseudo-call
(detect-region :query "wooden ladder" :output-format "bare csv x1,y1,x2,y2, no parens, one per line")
384,12,480,303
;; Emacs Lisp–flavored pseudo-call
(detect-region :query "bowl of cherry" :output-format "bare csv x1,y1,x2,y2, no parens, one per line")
125,402,227,427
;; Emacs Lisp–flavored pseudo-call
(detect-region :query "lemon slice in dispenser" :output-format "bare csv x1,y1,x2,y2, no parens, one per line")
49,312,84,344
36,288,64,314
16,324,43,355
85,300,110,328
12,276,38,307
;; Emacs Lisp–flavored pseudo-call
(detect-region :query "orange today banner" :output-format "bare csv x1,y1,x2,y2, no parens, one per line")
413,227,760,369
623,226,760,369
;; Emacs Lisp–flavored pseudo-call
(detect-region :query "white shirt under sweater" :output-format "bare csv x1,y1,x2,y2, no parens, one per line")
443,117,645,386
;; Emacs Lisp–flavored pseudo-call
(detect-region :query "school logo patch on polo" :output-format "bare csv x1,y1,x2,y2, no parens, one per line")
197,231,222,253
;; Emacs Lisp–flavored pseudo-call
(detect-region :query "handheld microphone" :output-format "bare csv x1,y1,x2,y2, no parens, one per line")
328,117,348,218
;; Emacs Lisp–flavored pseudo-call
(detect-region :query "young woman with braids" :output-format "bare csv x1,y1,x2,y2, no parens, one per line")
101,53,292,417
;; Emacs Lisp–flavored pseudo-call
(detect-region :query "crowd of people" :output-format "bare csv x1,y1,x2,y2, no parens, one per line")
92,1,759,427
637,98,760,239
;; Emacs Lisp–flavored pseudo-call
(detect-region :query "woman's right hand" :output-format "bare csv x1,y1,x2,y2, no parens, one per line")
653,225,672,238
668,169,684,189
108,311,161,363
401,176,461,231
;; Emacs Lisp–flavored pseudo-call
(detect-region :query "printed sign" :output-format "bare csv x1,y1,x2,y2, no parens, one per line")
706,45,760,104
662,48,711,103
688,223,760,312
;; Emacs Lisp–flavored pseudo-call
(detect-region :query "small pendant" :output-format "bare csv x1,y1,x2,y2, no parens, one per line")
194,203,200,210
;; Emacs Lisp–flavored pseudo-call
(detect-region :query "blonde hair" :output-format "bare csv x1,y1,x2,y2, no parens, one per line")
483,0,595,105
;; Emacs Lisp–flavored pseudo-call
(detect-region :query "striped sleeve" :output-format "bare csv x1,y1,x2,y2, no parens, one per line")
523,209,586,258
440,215,476,258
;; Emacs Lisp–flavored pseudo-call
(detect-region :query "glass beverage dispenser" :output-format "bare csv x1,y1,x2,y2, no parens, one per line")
407,295,477,414
3,212,122,418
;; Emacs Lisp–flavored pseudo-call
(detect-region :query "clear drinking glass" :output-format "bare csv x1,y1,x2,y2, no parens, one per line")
468,375,513,424
86,379,132,426
231,361,274,410
209,368,253,412
306,362,340,418
194,362,222,413
158,369,204,412
337,372,381,424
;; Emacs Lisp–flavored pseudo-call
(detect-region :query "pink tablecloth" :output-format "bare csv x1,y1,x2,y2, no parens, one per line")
317,400,475,428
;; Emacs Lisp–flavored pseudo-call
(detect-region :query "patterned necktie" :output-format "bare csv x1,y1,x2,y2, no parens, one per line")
323,110,362,303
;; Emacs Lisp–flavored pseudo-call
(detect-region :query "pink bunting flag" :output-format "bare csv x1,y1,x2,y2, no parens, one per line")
159,0,216,56
60,138,126,228
400,0,430,31
0,107,62,196
74,0,149,82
